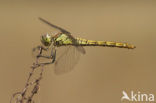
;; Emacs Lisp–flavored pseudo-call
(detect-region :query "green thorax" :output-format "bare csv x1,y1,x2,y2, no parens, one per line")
54,33,90,46
54,33,73,46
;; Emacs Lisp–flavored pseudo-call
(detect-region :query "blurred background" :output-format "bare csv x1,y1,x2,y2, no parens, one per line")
0,0,156,103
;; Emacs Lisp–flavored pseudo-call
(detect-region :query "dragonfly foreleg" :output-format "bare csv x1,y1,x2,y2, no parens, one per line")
33,45,49,56
38,46,48,54
36,48,56,65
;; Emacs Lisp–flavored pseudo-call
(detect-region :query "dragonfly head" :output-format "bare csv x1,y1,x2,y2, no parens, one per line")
41,33,53,46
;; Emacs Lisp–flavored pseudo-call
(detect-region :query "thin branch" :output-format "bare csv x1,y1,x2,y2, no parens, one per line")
10,57,45,103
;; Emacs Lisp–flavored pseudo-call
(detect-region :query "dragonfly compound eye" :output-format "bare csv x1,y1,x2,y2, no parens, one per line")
41,34,52,46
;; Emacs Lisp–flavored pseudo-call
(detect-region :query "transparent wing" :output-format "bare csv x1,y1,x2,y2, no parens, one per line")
39,17,86,44
54,46,85,75
39,17,70,33
39,17,70,34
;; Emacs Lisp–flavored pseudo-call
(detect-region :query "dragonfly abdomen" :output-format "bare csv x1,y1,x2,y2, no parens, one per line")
76,38,136,49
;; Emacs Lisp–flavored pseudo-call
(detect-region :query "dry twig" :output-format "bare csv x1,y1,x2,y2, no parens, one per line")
10,57,45,103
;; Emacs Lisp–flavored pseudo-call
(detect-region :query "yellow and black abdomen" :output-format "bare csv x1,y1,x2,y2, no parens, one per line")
76,38,136,49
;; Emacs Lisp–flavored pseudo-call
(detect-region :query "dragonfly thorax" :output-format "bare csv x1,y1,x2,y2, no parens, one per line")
41,33,53,46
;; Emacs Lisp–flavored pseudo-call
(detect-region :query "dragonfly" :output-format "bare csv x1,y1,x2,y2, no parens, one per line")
33,17,136,75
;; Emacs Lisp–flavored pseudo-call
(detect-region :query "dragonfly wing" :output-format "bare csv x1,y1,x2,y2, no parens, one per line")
54,46,85,75
39,17,71,34
76,46,86,54
38,17,78,42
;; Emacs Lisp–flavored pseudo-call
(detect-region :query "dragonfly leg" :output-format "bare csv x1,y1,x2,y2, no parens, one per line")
38,46,48,54
33,45,49,56
36,56,56,66
36,48,56,65
51,48,56,63
37,55,52,59
33,45,49,58
36,61,54,66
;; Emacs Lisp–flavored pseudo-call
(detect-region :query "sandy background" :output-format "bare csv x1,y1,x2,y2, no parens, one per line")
0,0,156,103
